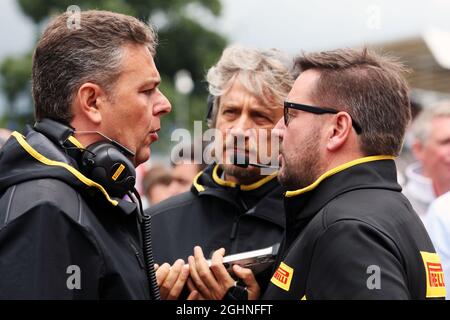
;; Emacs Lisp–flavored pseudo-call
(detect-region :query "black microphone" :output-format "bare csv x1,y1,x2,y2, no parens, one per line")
231,153,279,169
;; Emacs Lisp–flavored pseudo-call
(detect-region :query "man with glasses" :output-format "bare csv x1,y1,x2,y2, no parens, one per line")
187,48,445,300
283,102,363,134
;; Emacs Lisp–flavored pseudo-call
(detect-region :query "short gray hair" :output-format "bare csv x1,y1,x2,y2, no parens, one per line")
33,10,158,124
206,45,296,127
411,100,450,144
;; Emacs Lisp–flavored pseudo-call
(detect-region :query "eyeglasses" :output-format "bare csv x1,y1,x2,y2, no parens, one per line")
284,101,362,134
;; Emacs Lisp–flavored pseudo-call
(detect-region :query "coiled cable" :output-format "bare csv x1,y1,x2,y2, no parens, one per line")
129,189,161,300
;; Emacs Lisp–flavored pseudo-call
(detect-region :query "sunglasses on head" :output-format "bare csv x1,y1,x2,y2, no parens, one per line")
283,101,362,134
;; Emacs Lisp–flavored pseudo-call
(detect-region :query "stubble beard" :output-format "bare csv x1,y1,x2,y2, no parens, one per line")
278,127,323,190
220,163,261,184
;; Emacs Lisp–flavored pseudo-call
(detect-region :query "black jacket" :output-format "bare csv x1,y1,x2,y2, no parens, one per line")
263,157,446,300
147,164,285,265
0,127,150,299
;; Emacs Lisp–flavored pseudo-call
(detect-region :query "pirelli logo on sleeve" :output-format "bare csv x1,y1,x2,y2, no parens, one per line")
420,251,446,298
270,262,294,292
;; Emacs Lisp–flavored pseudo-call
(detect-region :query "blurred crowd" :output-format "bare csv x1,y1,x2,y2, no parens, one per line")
140,158,205,209
136,142,206,209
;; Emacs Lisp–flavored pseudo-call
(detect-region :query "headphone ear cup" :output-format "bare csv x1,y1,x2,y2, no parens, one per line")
206,94,214,123
80,142,136,198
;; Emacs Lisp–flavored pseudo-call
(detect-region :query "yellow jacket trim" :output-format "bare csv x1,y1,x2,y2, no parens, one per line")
212,165,236,188
193,170,205,192
67,135,84,149
285,155,395,198
11,131,118,206
212,164,278,191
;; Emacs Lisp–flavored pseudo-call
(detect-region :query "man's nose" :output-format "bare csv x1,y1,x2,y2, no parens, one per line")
229,114,253,136
153,89,172,117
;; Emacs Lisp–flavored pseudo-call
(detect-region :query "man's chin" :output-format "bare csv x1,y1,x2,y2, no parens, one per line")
135,149,150,167
277,165,301,191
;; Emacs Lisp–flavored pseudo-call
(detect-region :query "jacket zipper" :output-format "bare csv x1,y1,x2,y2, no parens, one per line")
229,191,248,253
129,239,145,269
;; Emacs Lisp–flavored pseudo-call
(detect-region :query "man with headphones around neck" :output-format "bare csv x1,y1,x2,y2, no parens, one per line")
0,10,189,299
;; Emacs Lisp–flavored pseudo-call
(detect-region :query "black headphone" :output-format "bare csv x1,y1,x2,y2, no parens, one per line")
206,93,215,123
34,118,136,199
34,118,161,300
80,141,136,199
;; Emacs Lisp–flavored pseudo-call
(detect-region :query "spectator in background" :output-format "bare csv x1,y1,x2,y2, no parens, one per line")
0,128,12,148
424,190,450,299
170,160,204,194
169,142,206,194
395,99,423,186
403,101,450,220
142,143,205,208
142,164,173,207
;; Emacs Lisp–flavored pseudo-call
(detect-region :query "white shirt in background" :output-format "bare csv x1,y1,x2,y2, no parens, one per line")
402,162,436,221
423,191,450,300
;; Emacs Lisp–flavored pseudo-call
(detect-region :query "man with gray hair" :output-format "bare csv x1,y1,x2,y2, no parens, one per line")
403,101,450,220
147,45,295,292
0,10,188,299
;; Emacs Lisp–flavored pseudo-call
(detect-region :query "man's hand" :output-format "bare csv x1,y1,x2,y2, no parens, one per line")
187,246,261,300
155,259,198,300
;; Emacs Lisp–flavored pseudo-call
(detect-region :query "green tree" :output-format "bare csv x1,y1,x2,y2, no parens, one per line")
0,53,34,129
0,0,228,152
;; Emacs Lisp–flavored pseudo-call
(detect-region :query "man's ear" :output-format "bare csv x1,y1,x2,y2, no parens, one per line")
326,112,353,152
74,83,106,125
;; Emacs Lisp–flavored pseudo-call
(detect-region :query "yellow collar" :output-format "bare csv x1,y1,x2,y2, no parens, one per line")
193,170,206,192
67,135,84,149
285,155,395,198
11,131,118,206
211,164,278,191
